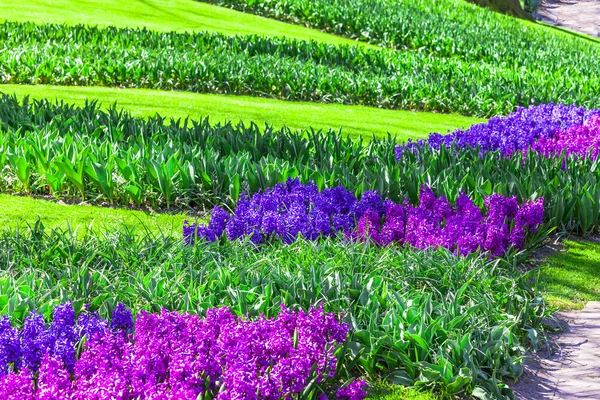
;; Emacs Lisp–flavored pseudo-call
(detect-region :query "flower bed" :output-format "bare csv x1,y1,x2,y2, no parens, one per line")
185,179,544,256
396,103,600,157
0,303,357,399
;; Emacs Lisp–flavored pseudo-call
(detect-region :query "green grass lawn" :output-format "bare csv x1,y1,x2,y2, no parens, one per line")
2,84,483,141
0,0,369,48
0,194,189,238
540,241,600,310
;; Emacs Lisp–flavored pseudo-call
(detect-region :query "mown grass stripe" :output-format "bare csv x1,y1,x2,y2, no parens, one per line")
1,84,482,142
0,193,189,238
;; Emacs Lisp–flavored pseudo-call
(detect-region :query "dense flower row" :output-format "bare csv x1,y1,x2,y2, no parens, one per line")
185,179,544,256
395,103,600,157
0,303,359,400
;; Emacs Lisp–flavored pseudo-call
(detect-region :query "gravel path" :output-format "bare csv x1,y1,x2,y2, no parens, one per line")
537,0,600,38
512,302,600,399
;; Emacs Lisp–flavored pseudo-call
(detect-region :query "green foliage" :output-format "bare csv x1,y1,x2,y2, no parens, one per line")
0,94,398,208
397,146,600,235
207,0,600,68
2,21,599,117
0,224,550,398
539,240,600,310
1,95,599,234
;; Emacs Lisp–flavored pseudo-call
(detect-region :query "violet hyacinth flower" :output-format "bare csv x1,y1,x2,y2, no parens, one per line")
0,316,21,375
110,303,133,334
0,369,34,400
185,178,363,245
357,209,381,244
36,354,73,398
336,379,368,400
379,202,407,246
509,197,545,249
20,311,53,373
354,185,543,256
48,302,78,372
76,307,108,341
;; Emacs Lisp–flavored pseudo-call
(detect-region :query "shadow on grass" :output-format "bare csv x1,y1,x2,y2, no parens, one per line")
540,241,600,310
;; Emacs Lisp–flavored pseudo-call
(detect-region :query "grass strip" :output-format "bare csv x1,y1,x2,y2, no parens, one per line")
368,383,436,400
0,194,188,237
540,240,600,310
1,84,481,142
537,20,600,45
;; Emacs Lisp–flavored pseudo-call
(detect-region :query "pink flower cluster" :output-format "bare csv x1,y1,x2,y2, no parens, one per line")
532,115,600,160
353,186,544,257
